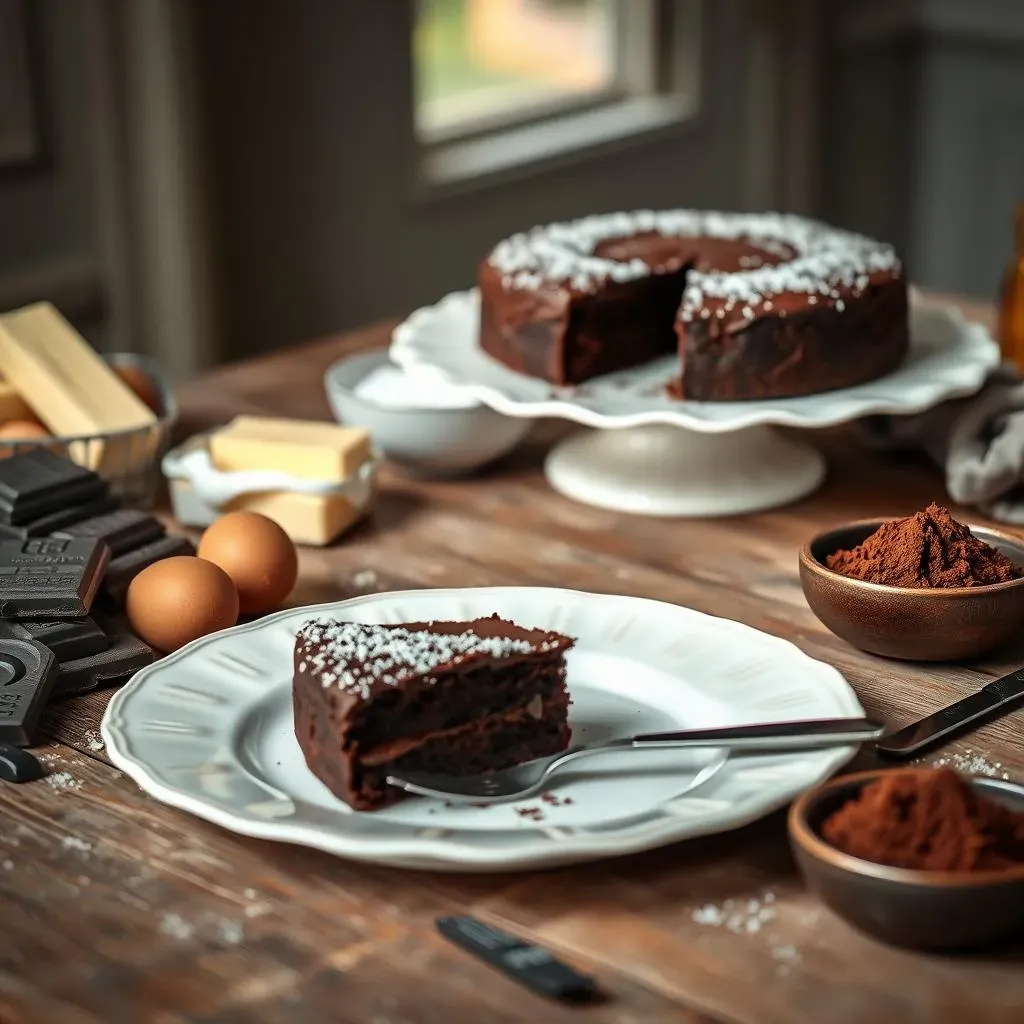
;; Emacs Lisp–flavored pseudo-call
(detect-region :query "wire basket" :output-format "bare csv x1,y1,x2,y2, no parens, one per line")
0,353,178,508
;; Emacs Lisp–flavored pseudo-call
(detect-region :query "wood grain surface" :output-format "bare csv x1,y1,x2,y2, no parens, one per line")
2,292,1022,1024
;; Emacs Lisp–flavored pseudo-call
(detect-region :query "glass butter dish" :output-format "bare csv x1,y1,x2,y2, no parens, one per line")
161,433,378,546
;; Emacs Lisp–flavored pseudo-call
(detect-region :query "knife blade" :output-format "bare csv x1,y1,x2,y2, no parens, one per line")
876,666,1024,759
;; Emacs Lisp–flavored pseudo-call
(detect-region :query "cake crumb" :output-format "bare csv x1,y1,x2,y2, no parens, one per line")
61,837,93,853
515,805,545,822
540,792,573,807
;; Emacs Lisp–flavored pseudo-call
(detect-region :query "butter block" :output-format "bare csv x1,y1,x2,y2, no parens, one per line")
172,479,370,546
209,416,371,483
0,377,35,423
0,303,156,438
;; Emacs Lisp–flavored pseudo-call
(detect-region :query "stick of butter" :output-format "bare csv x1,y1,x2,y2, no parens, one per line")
210,416,371,483
173,480,370,546
0,303,156,436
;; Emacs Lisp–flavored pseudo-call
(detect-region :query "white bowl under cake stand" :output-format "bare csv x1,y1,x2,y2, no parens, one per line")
390,290,999,517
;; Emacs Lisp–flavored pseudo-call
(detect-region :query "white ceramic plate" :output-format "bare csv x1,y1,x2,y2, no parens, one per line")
102,587,863,871
389,289,999,433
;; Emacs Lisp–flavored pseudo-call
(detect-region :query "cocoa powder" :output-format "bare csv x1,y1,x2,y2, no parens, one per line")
821,769,1024,872
825,503,1021,588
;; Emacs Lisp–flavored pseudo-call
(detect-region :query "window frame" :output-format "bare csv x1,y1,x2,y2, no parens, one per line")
414,0,704,196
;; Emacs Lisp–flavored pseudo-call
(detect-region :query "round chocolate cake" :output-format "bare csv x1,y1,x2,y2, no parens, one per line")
478,211,909,401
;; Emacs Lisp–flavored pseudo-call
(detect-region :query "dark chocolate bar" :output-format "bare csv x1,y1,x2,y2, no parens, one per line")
0,450,106,526
104,534,196,606
2,616,109,662
0,495,119,541
0,537,110,619
0,634,57,745
52,508,165,556
53,623,154,699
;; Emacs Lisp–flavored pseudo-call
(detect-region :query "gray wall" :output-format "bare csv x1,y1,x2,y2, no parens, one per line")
822,0,1024,302
0,0,107,344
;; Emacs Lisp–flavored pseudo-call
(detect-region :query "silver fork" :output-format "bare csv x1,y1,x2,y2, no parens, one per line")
386,717,884,804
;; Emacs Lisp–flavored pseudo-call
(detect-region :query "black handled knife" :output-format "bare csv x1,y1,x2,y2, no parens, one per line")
876,667,1024,759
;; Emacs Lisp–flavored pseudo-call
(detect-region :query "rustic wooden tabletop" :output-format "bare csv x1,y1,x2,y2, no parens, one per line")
2,294,1023,1024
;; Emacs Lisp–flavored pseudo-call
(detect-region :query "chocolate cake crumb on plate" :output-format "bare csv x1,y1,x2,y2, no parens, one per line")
292,613,574,811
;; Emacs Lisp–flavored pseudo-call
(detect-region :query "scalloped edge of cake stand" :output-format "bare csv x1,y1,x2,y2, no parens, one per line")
544,424,827,517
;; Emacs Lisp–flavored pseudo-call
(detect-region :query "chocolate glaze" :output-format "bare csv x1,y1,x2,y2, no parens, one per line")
479,212,909,401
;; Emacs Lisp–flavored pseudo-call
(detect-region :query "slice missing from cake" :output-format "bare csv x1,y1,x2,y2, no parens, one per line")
293,613,574,811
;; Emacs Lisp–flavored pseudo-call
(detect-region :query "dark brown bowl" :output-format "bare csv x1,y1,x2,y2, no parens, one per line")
799,519,1024,661
789,769,1024,951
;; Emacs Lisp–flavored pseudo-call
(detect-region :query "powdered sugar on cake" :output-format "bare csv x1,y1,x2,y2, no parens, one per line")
296,619,564,700
487,210,901,315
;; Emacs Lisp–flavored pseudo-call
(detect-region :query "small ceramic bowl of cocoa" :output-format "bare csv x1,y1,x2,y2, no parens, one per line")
789,768,1024,951
799,506,1024,661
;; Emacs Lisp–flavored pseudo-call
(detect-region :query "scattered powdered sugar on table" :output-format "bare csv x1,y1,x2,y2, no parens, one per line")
351,569,379,589
159,914,195,941
691,889,777,934
690,890,802,974
46,771,82,792
83,730,105,752
922,748,1012,780
61,837,93,853
159,911,247,946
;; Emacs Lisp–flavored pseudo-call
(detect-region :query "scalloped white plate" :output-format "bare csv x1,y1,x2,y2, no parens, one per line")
102,587,863,871
389,289,999,433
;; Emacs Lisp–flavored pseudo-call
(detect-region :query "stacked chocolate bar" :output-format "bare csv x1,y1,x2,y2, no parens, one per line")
0,449,194,745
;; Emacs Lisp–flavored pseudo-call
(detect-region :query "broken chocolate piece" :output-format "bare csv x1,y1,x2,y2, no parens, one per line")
1,616,109,663
0,634,57,745
52,507,165,556
0,537,110,619
53,622,154,699
104,534,196,606
0,449,106,525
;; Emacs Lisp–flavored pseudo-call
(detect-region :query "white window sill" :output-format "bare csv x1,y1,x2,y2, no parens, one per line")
414,93,698,202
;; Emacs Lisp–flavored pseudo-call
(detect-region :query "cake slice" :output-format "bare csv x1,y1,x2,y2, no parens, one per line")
293,613,574,810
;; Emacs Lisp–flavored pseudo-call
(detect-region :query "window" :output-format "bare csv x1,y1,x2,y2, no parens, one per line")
413,0,702,183
415,0,618,138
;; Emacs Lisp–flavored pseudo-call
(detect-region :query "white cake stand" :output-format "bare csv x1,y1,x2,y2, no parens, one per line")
390,290,1000,517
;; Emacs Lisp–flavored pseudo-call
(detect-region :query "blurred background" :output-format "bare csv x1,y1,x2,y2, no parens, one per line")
0,0,1021,378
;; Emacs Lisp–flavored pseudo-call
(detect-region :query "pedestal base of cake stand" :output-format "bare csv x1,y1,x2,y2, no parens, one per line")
544,424,827,517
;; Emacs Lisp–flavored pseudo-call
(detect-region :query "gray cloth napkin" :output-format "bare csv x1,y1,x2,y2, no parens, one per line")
856,366,1024,524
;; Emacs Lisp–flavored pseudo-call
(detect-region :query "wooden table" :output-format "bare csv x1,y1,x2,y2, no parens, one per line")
3,295,1023,1024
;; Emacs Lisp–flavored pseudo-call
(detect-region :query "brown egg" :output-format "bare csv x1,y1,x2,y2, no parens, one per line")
197,511,298,616
126,556,239,653
0,419,54,458
114,364,163,414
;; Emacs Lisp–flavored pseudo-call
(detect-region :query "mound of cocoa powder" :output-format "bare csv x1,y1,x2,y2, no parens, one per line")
825,503,1021,588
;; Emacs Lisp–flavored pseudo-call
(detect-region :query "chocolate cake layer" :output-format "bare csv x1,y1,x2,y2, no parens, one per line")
293,614,574,811
479,210,909,401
